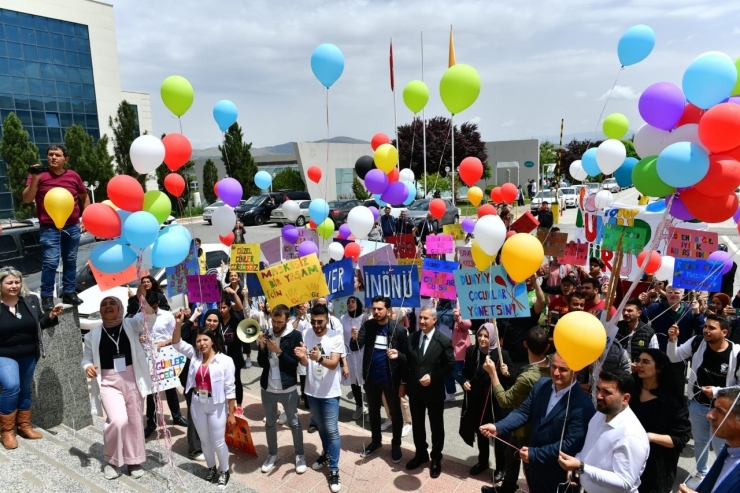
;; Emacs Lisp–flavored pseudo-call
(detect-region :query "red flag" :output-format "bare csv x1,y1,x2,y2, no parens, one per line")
389,39,395,91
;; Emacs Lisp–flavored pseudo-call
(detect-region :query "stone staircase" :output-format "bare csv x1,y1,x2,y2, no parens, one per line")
0,415,257,492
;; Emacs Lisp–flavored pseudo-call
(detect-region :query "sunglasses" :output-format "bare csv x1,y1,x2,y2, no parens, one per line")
310,319,326,326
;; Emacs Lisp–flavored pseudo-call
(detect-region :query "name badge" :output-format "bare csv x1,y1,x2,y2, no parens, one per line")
113,354,126,373
314,365,324,381
196,389,209,403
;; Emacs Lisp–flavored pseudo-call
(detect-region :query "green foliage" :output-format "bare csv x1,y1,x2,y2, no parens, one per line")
64,124,115,202
218,123,258,199
0,112,39,219
540,141,558,166
272,168,306,192
419,172,451,197
351,176,371,200
109,100,147,188
622,140,639,159
202,158,218,204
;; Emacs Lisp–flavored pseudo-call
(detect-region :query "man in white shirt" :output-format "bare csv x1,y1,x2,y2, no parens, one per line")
558,370,650,493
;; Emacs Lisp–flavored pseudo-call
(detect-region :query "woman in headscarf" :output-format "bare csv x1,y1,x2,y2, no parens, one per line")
459,323,514,480
82,296,152,480
126,275,169,317
708,292,740,343
342,296,368,419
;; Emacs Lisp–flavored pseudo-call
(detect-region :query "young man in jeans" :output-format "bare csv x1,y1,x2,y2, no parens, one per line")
258,304,306,475
295,303,344,492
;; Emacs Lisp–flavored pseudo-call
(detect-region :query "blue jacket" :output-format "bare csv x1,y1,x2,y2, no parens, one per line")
380,214,397,237
640,301,705,352
697,445,740,493
495,378,596,493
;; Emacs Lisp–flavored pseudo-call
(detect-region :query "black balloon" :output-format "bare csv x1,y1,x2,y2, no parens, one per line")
355,155,375,180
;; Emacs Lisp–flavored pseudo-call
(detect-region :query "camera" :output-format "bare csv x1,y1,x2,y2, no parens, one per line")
261,328,272,340
28,165,49,175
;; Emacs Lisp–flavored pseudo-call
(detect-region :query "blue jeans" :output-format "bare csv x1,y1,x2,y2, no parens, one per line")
40,223,81,297
689,399,726,475
0,356,37,414
307,395,340,472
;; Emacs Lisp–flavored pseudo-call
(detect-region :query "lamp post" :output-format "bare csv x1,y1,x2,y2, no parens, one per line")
84,180,99,203
445,166,452,202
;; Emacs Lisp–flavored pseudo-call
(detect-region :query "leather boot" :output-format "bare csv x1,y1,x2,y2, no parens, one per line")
0,411,18,449
16,410,42,440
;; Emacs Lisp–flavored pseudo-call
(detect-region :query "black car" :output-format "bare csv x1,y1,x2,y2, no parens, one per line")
236,190,310,226
328,199,363,225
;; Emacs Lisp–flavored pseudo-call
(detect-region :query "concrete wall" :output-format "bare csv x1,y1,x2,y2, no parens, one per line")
294,142,373,201
480,138,539,189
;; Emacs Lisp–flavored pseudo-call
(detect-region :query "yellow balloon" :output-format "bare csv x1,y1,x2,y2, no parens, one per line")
553,311,607,371
500,233,544,283
471,240,494,272
44,187,75,229
467,186,483,207
374,143,398,173
101,199,119,210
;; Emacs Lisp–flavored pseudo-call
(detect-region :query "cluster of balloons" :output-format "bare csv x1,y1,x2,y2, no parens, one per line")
354,132,417,207
211,178,243,241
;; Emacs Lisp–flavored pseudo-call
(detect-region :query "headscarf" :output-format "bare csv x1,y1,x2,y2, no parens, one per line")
478,323,499,355
101,296,124,329
346,296,364,319
713,293,731,310
203,309,223,331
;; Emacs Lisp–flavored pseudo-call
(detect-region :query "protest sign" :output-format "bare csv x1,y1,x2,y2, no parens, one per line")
457,246,475,269
420,258,457,300
363,265,420,307
357,243,397,273
258,254,329,307
385,234,417,259
397,257,422,277
88,261,145,292
558,241,588,266
322,258,354,300
149,346,186,392
601,223,648,255
607,208,640,227
536,230,568,258
282,229,319,260
672,259,723,292
225,413,257,456
260,237,282,265
454,266,530,319
427,235,454,254
185,274,221,303
230,244,260,272
509,211,539,233
667,228,719,259
443,224,465,241
245,273,263,296
165,242,199,297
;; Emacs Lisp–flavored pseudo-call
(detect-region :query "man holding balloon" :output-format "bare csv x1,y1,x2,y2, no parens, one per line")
23,145,88,312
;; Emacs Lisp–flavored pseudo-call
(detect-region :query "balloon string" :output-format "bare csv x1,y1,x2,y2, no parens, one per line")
427,119,452,198
592,66,624,135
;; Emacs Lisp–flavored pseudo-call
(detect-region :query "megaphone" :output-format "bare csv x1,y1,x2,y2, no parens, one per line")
237,319,262,343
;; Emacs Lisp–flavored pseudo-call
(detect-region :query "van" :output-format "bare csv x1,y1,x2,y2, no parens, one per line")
0,221,43,275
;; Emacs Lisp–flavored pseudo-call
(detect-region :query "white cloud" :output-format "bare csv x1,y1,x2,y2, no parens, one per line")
598,85,639,101
575,91,587,98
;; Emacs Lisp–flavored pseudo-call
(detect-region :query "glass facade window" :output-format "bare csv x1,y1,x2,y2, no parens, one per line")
335,168,355,198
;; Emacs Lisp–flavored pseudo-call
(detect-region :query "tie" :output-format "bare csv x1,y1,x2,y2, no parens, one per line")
419,334,428,359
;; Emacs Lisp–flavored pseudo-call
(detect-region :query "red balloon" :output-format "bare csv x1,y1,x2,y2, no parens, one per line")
698,103,740,153
693,155,740,197
676,103,703,127
213,182,219,197
81,203,121,239
371,133,391,151
387,168,399,183
162,133,192,172
477,204,497,218
459,157,483,186
505,230,517,239
490,187,503,204
309,219,317,229
344,242,361,261
637,250,662,275
164,173,186,197
307,165,322,184
681,188,739,223
429,198,446,220
108,175,144,212
725,144,740,162
500,183,518,203
219,232,235,247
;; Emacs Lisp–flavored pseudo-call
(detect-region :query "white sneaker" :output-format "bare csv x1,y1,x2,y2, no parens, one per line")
295,454,307,474
261,454,278,473
104,464,121,480
380,419,392,431
445,393,456,402
351,406,367,420
685,473,704,490
277,412,288,425
401,423,412,437
245,357,253,368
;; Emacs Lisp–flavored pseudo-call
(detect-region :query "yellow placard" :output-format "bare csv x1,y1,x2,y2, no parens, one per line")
442,223,465,241
230,244,260,272
398,257,423,278
258,254,329,307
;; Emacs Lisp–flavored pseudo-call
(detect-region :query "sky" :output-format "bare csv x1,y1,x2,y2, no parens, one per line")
112,0,740,149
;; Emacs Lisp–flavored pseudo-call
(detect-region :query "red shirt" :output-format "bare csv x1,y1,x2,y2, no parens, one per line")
195,365,212,392
585,298,617,319
27,169,87,227
548,297,569,317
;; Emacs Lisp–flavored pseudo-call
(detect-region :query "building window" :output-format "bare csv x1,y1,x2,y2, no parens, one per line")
45,112,59,127
335,168,355,199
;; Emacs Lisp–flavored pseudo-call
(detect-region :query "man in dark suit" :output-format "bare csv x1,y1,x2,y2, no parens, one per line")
392,305,454,478
480,353,595,493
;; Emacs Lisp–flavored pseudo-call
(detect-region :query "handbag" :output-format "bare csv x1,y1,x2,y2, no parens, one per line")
224,411,257,456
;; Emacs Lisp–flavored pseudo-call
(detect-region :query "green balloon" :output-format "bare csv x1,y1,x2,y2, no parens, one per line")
603,113,629,140
403,80,429,114
732,57,740,96
439,64,481,115
161,75,194,117
317,218,335,239
632,156,675,198
143,190,171,224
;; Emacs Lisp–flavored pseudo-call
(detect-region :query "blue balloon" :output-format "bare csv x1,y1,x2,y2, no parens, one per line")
123,211,160,249
254,171,272,190
310,44,345,88
91,241,137,274
308,198,329,224
656,142,710,188
682,52,738,110
581,148,600,176
374,194,388,207
402,181,416,206
617,25,655,67
213,100,238,132
614,157,638,188
645,199,666,212
162,224,192,244
116,209,131,226
151,229,191,268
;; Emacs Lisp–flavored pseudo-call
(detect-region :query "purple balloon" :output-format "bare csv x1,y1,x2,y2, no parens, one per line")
381,181,409,205
282,225,299,244
364,169,390,195
368,206,379,221
461,217,475,234
732,205,740,224
729,96,740,106
297,240,319,257
638,82,686,131
217,177,243,207
669,195,695,221
708,250,733,274
338,224,352,239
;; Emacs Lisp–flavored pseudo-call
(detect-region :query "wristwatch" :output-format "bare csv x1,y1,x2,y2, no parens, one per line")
576,461,585,474
318,356,325,364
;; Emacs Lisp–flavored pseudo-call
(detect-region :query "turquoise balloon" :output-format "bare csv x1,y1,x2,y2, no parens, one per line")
213,100,238,132
123,211,159,249
374,194,388,207
163,224,192,244
254,171,272,190
308,198,329,224
682,52,738,109
656,142,710,188
91,241,137,274
402,181,416,205
581,148,600,176
311,44,345,88
151,228,191,268
614,157,638,187
617,25,655,67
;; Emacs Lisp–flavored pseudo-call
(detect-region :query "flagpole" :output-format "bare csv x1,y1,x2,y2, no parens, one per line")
391,37,399,165
421,30,427,197
451,113,455,206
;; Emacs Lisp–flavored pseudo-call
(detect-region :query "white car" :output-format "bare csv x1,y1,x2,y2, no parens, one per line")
270,200,311,226
76,244,231,333
602,178,620,193
530,190,567,212
560,187,578,208
203,200,246,225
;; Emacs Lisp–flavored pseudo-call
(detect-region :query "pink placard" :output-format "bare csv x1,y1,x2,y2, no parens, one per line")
666,228,718,259
185,274,221,303
558,242,588,266
458,246,475,269
426,234,454,254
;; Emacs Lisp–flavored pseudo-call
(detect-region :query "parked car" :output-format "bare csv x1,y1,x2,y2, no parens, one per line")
237,191,311,226
404,198,460,232
203,200,246,225
602,178,620,193
585,182,601,194
560,187,578,208
363,199,406,218
270,200,311,226
530,190,567,212
326,199,363,225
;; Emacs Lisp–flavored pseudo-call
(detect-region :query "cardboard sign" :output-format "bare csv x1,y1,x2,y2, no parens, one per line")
148,346,186,392
258,254,329,307
558,241,588,266
454,266,530,319
282,229,319,260
426,235,454,254
509,211,539,234
88,261,146,292
225,413,257,456
322,258,355,301
385,234,417,259
260,237,283,265
420,258,457,300
357,243,397,274
601,223,648,255
457,247,475,269
245,273,264,296
667,228,719,259
165,242,199,297
363,265,420,307
672,259,723,292
537,230,568,258
443,224,465,241
185,274,221,303
607,208,639,227
397,257,422,277
230,244,260,273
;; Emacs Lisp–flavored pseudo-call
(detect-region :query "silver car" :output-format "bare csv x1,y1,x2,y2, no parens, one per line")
530,190,567,212
560,187,578,208
270,200,311,226
404,198,460,232
202,200,246,225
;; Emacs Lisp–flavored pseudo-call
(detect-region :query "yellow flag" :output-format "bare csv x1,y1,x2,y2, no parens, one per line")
448,26,456,67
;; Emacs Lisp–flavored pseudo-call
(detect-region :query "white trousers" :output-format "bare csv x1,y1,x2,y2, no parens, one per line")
191,396,230,472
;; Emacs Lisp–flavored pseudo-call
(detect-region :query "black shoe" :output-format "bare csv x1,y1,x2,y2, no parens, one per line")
494,470,504,483
430,459,441,478
360,442,382,458
492,482,519,493
307,424,318,433
62,292,83,306
205,466,218,483
329,470,341,492
405,455,429,470
42,296,54,312
217,471,230,489
144,422,156,439
470,463,488,476
481,487,496,493
172,415,189,427
391,447,402,464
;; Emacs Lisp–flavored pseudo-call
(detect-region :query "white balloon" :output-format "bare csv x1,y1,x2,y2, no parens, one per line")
569,160,588,181
667,123,709,152
399,169,416,183
596,139,627,174
212,205,236,236
282,200,301,222
138,245,153,270
473,215,507,256
653,255,675,281
634,123,671,159
594,190,615,209
347,206,374,240
328,242,345,261
130,135,165,174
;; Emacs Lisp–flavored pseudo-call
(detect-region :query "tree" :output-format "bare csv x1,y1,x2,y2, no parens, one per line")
351,176,371,200
559,139,604,181
0,112,39,219
218,123,258,199
272,168,305,192
64,124,115,202
539,141,558,166
419,172,451,197
622,140,639,159
109,100,147,188
202,158,218,204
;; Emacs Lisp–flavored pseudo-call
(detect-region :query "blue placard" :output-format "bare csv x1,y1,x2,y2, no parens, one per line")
422,258,458,273
363,265,420,307
245,273,264,296
454,266,531,319
672,259,723,292
322,258,355,301
165,242,199,297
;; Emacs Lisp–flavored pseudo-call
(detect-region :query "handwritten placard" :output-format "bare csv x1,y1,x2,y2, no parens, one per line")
397,257,422,278
357,243,397,274
148,346,186,392
443,224,465,241
260,237,282,265
165,242,199,297
88,261,146,292
258,254,329,307
606,207,639,227
363,265,420,307
457,247,475,269
185,274,221,303
454,266,530,319
230,244,260,272
672,259,723,292
667,228,718,259
426,234,454,254
420,258,457,300
510,211,539,234
536,230,568,258
322,258,354,301
282,229,319,260
601,223,648,255
386,234,417,259
558,241,588,266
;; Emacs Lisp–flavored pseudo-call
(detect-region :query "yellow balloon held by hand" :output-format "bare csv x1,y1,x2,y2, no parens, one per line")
471,240,494,272
553,311,607,371
374,144,399,173
467,186,483,207
44,187,75,229
500,233,544,283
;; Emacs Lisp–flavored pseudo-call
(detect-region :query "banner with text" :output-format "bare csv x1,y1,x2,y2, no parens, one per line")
363,265,420,307
322,258,355,300
558,241,588,266
385,234,417,259
148,346,186,392
258,254,329,307
165,242,199,297
442,224,465,241
454,266,530,319
282,229,319,260
357,243,397,274
420,258,457,300
601,223,648,255
672,259,723,292
185,274,221,303
537,230,568,258
230,244,260,272
260,237,283,265
667,228,719,259
427,235,454,254
457,247,475,269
